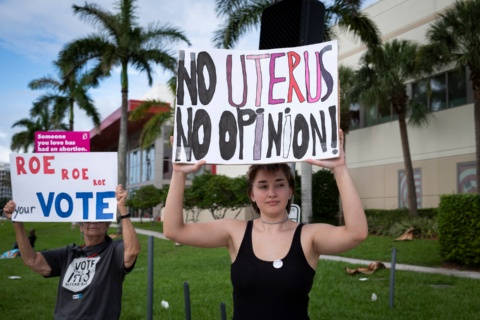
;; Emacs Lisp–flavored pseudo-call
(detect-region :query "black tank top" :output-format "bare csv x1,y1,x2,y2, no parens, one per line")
231,220,315,320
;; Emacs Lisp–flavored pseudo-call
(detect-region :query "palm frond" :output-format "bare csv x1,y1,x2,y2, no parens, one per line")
212,1,269,48
139,111,173,149
129,99,171,121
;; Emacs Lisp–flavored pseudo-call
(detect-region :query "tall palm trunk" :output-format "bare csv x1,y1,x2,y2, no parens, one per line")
119,63,129,189
472,70,480,194
475,102,480,194
117,64,129,233
397,110,418,216
119,89,128,188
69,98,75,131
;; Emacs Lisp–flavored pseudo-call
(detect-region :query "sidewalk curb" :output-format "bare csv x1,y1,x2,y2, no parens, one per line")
320,255,480,280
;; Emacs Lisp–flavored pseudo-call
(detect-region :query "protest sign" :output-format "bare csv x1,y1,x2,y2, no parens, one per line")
35,131,90,153
173,40,339,164
9,152,117,222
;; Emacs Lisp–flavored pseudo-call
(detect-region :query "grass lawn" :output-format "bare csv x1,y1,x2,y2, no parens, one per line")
1,221,479,319
338,235,443,267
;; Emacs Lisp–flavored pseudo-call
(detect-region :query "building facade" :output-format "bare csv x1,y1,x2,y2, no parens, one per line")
0,161,12,200
91,0,474,213
89,85,216,219
337,0,475,209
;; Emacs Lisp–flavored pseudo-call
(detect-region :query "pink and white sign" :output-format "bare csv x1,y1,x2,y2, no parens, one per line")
35,131,90,153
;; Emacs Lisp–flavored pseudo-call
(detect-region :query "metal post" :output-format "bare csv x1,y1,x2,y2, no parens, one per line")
389,247,397,309
147,235,154,320
219,302,227,320
184,281,191,320
290,163,296,204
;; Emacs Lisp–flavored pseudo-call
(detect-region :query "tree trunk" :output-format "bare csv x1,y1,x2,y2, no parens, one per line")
397,111,418,216
301,162,312,223
117,64,129,234
69,99,75,131
119,89,128,188
472,70,480,194
338,133,347,225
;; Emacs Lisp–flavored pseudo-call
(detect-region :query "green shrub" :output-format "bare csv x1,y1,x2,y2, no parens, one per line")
438,194,480,267
418,207,438,219
365,209,438,238
311,169,339,224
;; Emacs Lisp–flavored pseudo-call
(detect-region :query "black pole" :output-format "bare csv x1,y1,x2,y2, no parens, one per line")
389,247,397,309
184,281,191,320
220,302,227,320
259,0,325,50
147,235,154,320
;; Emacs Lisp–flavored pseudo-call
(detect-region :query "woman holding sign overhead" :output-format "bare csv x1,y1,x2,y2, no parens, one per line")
3,184,140,320
163,129,367,320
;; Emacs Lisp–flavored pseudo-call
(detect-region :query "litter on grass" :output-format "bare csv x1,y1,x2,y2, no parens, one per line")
345,261,386,275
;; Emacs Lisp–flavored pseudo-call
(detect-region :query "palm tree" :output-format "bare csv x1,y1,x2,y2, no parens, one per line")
353,39,430,216
213,0,382,51
129,99,173,148
332,65,358,224
338,65,357,134
11,100,69,152
57,0,191,192
419,0,480,193
28,61,101,132
129,76,176,149
213,0,382,223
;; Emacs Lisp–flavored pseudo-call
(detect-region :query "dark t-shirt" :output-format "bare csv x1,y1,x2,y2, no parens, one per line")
231,221,316,320
41,236,134,320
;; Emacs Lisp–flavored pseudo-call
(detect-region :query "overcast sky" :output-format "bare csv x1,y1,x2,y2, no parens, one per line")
0,0,378,163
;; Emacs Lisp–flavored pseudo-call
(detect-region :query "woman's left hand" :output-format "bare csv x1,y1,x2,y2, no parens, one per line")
306,129,346,170
116,184,128,206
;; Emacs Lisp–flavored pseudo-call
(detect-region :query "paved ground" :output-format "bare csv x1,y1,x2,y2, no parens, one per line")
131,227,480,280
319,255,480,279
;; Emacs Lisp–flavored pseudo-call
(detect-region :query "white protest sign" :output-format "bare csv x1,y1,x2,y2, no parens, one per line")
9,152,118,222
173,40,339,164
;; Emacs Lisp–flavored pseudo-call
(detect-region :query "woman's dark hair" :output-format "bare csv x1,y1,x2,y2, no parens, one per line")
246,163,295,214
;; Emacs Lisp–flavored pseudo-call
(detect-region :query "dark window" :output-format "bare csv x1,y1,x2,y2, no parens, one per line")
430,73,447,111
349,102,360,129
141,146,155,182
448,68,467,108
378,100,392,124
365,104,378,126
412,79,428,110
352,67,470,130
128,151,140,184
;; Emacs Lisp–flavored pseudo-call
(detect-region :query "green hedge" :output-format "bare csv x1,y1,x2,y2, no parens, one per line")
438,194,480,267
365,208,438,238
311,169,339,224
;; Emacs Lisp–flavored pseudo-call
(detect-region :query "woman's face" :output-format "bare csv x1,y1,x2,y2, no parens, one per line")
249,169,293,215
79,222,109,239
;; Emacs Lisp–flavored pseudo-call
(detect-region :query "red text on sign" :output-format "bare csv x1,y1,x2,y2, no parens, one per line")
61,168,89,180
16,156,55,175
